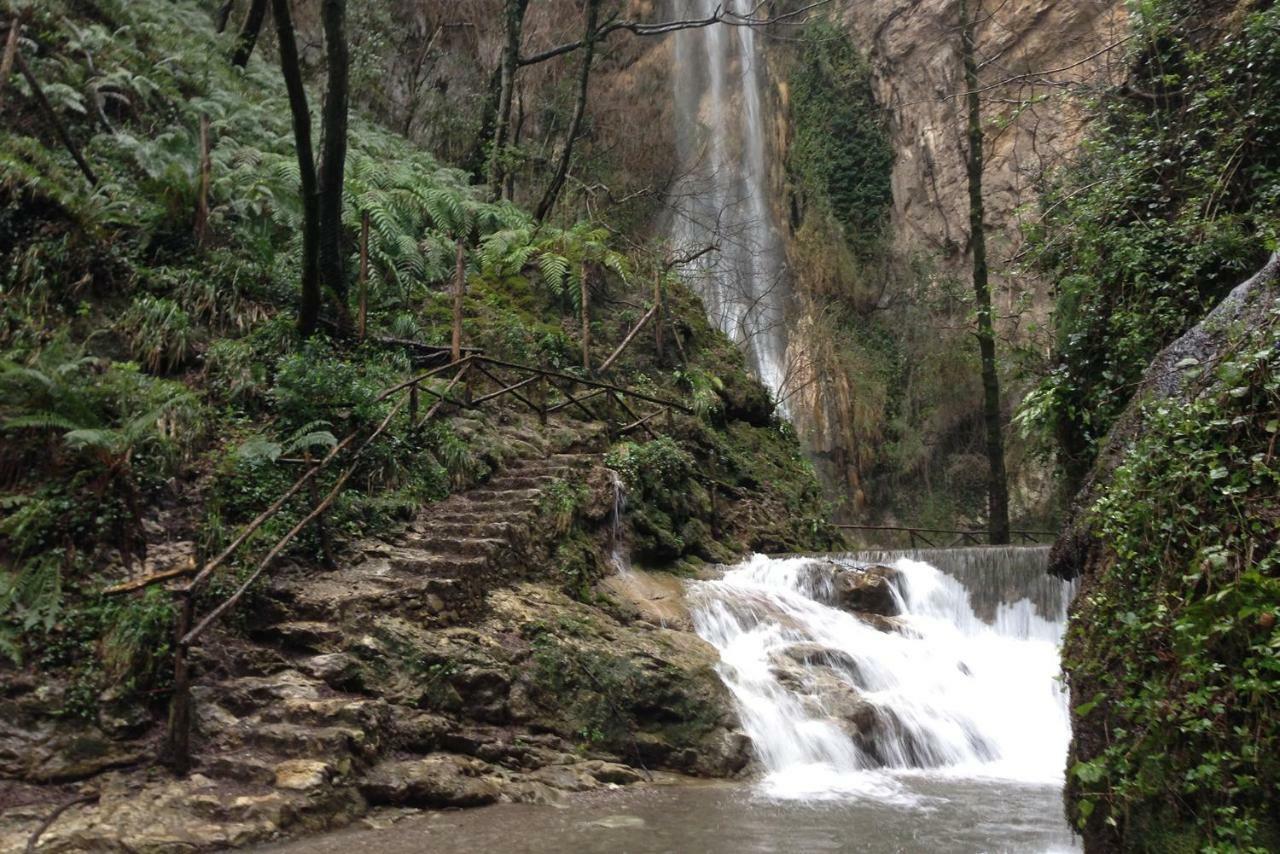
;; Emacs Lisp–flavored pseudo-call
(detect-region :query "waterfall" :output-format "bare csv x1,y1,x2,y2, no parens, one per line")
688,548,1075,802
607,469,631,573
670,0,791,406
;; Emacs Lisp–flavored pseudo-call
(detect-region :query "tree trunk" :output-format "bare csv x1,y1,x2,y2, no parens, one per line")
452,239,465,363
581,262,591,373
535,0,601,221
230,0,267,68
960,0,1010,545
215,0,236,34
317,0,351,326
463,64,503,181
487,0,530,200
270,0,321,336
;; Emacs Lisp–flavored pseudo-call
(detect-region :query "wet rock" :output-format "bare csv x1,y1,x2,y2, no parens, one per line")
528,763,600,792
597,569,696,631
297,652,364,690
389,711,450,753
359,755,503,808
274,759,332,791
783,643,863,680
834,565,901,616
580,760,645,785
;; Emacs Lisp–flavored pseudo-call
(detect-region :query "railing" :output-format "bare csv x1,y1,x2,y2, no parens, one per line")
106,349,689,773
834,524,1058,549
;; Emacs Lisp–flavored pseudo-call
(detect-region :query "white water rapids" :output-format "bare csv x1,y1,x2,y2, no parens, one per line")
688,548,1074,804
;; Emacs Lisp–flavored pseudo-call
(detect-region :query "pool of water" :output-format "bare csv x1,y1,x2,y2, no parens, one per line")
258,778,1079,854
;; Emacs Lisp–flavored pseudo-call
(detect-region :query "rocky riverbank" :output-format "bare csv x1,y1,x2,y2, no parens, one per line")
0,563,747,852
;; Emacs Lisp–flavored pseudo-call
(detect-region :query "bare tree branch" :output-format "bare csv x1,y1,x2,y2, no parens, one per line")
519,0,831,67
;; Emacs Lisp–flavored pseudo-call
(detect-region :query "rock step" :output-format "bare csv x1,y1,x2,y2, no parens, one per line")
406,520,518,539
479,474,562,490
273,575,467,621
236,721,373,762
462,488,544,506
387,551,490,574
431,508,537,525
397,535,508,557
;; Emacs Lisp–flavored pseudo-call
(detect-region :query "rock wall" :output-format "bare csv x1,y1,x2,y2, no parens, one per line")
776,0,1128,524
841,0,1127,303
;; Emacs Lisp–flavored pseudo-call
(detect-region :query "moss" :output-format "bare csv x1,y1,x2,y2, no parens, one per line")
1062,310,1280,851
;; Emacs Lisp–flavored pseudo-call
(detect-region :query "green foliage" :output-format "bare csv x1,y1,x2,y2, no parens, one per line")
1063,309,1280,851
539,478,588,537
788,20,893,242
1021,0,1280,485
527,627,643,749
478,221,628,311
117,295,197,373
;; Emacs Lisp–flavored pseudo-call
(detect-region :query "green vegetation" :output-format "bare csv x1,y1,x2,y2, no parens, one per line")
1063,309,1280,852
1029,2,1280,848
1020,0,1280,488
0,0,830,723
788,21,893,244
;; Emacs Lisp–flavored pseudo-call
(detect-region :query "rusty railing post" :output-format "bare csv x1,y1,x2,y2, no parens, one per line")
580,262,591,374
163,589,195,776
306,449,335,568
653,270,664,366
538,373,548,425
452,238,465,364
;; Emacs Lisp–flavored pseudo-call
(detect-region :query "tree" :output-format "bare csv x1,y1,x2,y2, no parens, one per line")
959,0,1010,544
269,0,321,335
230,0,267,68
317,0,352,321
483,1,829,196
487,0,530,200
268,0,352,336
535,0,602,220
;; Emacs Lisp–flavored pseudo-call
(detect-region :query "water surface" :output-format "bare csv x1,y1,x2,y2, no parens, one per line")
260,779,1078,854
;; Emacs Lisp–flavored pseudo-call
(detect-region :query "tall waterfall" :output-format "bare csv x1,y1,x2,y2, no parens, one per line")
689,548,1075,801
671,1,791,405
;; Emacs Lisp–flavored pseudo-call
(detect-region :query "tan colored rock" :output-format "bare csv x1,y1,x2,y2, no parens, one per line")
359,755,503,808
274,759,332,791
597,568,696,631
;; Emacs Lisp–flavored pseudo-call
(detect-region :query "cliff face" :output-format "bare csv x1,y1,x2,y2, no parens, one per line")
777,0,1127,526
306,0,1129,525
843,0,1126,291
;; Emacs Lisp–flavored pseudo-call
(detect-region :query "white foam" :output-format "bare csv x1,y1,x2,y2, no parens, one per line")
689,552,1074,800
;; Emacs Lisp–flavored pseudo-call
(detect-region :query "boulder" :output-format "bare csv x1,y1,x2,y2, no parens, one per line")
829,564,902,617
359,755,502,808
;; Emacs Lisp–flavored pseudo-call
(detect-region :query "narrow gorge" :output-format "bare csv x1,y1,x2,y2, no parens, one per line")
1,0,1276,852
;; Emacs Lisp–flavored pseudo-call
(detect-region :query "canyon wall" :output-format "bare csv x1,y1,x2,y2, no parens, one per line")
282,0,1129,526
780,0,1128,524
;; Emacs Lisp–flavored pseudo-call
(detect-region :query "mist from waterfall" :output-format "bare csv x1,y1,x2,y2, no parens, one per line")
689,548,1075,803
670,0,791,408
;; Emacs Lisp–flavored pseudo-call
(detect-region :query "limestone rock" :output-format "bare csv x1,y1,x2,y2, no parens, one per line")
359,755,502,808
274,759,332,791
831,565,901,617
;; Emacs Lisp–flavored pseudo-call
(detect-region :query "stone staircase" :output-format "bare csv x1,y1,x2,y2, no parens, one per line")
269,450,602,628
188,415,612,792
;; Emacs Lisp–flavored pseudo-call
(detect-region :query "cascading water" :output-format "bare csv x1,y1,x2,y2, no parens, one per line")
670,0,791,406
688,547,1075,803
606,469,631,573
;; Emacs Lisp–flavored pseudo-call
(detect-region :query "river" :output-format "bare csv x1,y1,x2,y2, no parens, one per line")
260,547,1079,853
